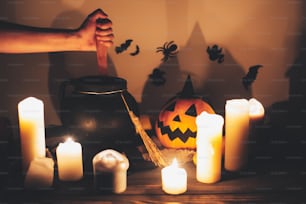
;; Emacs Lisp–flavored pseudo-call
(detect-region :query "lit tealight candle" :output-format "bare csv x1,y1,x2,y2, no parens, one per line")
196,112,224,183
56,137,83,181
161,158,187,195
18,97,46,172
92,149,129,194
224,99,250,171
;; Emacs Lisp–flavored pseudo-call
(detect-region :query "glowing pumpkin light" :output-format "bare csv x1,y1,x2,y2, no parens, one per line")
155,75,215,149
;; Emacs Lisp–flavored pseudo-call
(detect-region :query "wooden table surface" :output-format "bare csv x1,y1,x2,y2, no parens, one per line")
3,117,306,204
6,156,306,204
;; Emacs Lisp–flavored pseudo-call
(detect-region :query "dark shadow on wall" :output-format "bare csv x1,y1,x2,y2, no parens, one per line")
186,23,251,116
0,0,16,21
140,22,251,120
266,46,306,159
197,48,252,116
256,10,306,162
140,57,188,120
48,10,117,121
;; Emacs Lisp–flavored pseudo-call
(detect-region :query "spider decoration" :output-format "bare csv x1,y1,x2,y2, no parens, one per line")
207,44,224,63
149,68,166,86
156,41,179,62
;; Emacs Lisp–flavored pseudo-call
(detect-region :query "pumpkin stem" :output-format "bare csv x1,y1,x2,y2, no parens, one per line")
179,75,195,98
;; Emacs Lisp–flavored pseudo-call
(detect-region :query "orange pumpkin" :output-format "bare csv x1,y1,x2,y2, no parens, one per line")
155,75,215,149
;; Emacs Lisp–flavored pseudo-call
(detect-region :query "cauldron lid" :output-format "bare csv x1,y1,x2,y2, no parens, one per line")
74,75,127,94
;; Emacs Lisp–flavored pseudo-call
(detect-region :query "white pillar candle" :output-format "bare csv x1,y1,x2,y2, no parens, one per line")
18,97,46,172
249,98,265,122
196,112,224,183
248,98,265,156
224,99,250,171
56,138,83,181
161,158,187,195
93,149,129,194
24,157,54,189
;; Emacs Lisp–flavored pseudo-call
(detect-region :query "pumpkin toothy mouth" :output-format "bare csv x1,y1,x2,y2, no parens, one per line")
157,121,197,143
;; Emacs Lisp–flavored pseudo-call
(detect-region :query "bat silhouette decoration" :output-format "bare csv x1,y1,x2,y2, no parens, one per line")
242,64,263,90
115,39,133,54
149,68,166,86
130,45,140,56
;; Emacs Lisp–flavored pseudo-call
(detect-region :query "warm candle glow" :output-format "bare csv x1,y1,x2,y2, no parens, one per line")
18,97,46,172
196,111,224,183
161,158,187,195
56,137,83,181
224,99,250,171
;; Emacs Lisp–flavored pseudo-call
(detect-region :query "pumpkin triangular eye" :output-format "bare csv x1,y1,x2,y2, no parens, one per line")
165,101,176,111
185,104,197,117
173,115,181,122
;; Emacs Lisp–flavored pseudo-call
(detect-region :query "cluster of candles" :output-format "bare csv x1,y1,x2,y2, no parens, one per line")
18,97,129,193
161,98,265,195
17,96,264,195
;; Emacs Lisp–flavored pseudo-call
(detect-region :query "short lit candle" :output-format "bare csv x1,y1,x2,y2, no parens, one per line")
18,97,46,172
196,112,224,183
56,138,83,181
224,99,250,171
161,158,187,195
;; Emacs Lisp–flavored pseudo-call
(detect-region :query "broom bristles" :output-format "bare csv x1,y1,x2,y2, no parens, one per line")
129,111,167,167
121,94,167,167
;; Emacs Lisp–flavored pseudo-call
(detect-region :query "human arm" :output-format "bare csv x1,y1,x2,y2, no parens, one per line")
0,9,113,53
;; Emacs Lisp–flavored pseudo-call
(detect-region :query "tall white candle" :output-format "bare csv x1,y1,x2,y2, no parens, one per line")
56,138,83,181
161,158,187,195
196,112,224,183
18,97,46,172
224,99,250,171
92,149,129,194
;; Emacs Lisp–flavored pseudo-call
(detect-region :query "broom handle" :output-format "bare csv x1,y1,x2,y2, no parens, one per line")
96,18,108,75
96,40,108,75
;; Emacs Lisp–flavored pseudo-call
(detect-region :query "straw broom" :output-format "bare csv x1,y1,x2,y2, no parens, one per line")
120,94,167,167
95,21,166,167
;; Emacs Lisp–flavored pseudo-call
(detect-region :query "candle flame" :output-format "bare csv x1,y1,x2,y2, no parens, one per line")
66,137,73,143
171,158,178,168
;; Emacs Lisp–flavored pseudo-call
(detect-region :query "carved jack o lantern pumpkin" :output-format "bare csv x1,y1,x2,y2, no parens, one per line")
155,75,215,149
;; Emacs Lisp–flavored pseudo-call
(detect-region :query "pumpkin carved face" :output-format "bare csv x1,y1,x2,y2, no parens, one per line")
155,98,215,149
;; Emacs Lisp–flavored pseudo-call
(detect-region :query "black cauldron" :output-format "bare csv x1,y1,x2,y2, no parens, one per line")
59,75,142,170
